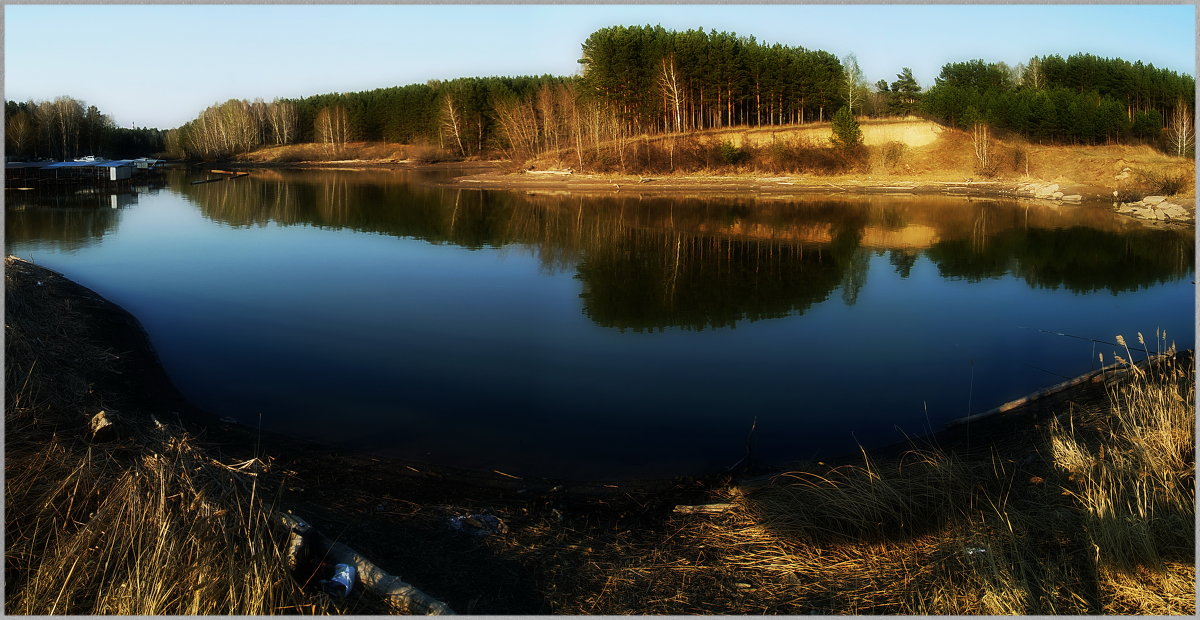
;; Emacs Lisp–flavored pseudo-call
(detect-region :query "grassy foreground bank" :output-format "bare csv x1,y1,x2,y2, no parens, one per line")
5,255,1194,614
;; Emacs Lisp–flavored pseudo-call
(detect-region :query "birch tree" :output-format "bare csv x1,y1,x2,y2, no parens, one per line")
658,54,684,133
266,99,297,145
6,109,33,158
1166,98,1195,157
440,94,466,157
842,53,865,115
51,96,84,160
315,105,350,155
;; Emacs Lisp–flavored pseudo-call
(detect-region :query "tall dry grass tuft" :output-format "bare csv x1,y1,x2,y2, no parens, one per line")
4,428,323,615
4,257,332,615
669,337,1193,615
1048,335,1194,613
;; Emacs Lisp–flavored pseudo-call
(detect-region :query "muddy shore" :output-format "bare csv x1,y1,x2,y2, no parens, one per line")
7,255,1182,613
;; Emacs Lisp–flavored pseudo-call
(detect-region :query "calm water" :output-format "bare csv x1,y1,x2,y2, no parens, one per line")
6,170,1195,479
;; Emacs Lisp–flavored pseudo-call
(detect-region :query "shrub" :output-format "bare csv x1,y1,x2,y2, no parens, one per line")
1011,146,1029,175
881,141,907,171
830,107,863,149
758,136,865,175
717,140,749,166
1136,169,1191,196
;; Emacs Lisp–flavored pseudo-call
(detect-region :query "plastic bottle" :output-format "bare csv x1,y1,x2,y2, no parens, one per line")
321,563,357,598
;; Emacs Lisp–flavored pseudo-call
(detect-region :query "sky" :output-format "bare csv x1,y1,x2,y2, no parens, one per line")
5,3,1196,130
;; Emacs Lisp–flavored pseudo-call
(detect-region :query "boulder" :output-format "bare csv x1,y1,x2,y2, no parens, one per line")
1160,203,1193,221
1051,191,1064,199
1034,183,1059,198
1061,194,1082,202
89,410,118,441
1142,195,1166,205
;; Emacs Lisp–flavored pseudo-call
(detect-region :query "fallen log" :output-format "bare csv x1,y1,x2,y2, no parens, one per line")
278,513,454,615
672,503,735,514
945,353,1175,428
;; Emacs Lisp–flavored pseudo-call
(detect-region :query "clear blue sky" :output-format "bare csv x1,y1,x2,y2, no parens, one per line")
5,3,1195,130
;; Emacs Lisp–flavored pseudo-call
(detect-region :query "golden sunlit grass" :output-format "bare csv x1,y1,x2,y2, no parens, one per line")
238,141,455,164
3,256,336,615
668,337,1193,615
5,253,1193,614
509,336,1193,615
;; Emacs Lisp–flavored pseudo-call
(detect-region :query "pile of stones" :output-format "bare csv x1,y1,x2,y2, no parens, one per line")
1014,181,1083,203
1114,195,1194,223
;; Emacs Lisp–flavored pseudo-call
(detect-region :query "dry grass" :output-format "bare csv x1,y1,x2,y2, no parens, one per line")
6,254,1193,614
510,338,1193,614
3,257,361,614
528,119,1195,195
676,339,1194,615
238,141,455,164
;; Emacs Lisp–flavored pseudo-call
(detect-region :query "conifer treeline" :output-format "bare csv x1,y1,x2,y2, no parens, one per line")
5,98,165,161
156,25,1195,160
922,54,1195,145
578,25,845,132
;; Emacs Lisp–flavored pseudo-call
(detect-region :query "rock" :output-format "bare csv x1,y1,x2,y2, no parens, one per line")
1061,194,1082,202
1113,171,1131,180
1051,191,1064,199
1142,195,1166,205
89,410,117,441
1161,208,1183,220
1034,183,1059,198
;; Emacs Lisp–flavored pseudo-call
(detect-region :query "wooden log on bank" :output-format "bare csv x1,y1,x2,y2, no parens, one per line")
278,513,454,615
945,353,1173,428
190,173,248,185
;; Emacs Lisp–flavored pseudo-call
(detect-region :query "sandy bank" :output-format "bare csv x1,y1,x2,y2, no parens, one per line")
442,169,1193,226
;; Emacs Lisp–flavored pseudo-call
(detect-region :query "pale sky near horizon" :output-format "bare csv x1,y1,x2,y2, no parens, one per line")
4,3,1196,130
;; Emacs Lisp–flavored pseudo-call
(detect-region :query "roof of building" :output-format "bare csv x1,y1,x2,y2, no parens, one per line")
42,160,136,169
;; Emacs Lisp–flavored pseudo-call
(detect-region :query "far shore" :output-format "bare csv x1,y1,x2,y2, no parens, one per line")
446,168,1107,201
213,158,1194,226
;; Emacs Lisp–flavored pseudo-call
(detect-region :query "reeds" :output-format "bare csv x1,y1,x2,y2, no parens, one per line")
538,334,1192,614
4,428,321,615
1048,333,1195,613
4,257,337,615
680,336,1194,614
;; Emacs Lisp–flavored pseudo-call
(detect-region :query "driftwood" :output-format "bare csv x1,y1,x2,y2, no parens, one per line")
278,513,454,615
672,503,735,514
945,354,1169,428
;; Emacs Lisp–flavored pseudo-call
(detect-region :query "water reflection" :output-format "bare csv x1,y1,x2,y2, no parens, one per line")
5,190,136,252
6,169,1194,478
172,170,1193,330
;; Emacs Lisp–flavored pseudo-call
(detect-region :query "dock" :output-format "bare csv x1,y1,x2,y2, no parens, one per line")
5,158,166,190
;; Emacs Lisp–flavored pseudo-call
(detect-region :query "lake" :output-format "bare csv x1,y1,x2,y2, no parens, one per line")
6,169,1194,479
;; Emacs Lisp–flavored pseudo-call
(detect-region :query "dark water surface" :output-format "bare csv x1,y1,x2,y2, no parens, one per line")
7,170,1194,479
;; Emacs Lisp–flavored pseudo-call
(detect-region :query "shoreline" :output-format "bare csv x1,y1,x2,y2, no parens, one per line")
214,159,1193,226
4,255,1132,488
6,255,1192,614
445,169,1195,226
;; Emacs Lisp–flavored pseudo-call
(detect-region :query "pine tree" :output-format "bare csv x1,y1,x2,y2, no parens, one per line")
830,106,862,148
